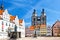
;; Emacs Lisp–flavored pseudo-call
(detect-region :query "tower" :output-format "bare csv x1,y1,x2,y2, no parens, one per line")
40,9,47,36
0,0,4,10
31,9,37,37
40,9,46,24
32,9,37,26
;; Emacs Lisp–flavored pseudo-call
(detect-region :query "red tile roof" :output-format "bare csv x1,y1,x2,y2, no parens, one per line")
10,15,16,21
19,20,23,23
0,10,4,15
19,20,23,26
29,26,35,31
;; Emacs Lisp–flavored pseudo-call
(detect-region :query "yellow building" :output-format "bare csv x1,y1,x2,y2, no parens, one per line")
40,9,47,36
40,24,47,36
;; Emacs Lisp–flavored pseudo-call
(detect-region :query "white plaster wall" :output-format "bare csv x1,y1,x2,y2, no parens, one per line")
15,15,19,26
9,22,15,32
0,9,26,38
21,20,25,37
2,9,10,21
47,27,52,36
0,20,3,32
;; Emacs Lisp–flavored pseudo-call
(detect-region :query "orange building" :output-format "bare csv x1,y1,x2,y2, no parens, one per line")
25,26,34,37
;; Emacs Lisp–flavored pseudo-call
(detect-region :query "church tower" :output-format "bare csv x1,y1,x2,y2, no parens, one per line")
0,0,4,10
40,9,46,24
40,9,47,36
32,9,37,26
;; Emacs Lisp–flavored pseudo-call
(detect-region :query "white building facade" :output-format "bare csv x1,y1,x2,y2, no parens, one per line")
0,9,25,38
46,26,52,36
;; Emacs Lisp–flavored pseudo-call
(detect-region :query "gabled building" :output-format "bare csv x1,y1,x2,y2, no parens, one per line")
8,14,25,38
0,2,25,38
25,26,34,37
52,20,60,37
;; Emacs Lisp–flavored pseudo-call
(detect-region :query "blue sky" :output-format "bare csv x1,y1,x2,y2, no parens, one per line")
0,0,60,27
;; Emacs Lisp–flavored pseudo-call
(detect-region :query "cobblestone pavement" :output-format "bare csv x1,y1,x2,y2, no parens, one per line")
0,37,60,40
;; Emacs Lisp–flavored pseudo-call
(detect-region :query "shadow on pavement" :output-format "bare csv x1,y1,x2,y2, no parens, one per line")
9,38,16,40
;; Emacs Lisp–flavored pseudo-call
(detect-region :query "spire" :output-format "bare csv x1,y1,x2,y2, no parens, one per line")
41,8,44,14
33,9,37,16
1,0,4,10
41,8,46,16
33,9,36,14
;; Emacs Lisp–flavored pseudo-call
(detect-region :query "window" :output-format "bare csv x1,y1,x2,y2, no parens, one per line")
37,19,40,21
6,23,7,26
34,18,35,21
54,27,56,28
9,24,10,27
2,21,3,25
